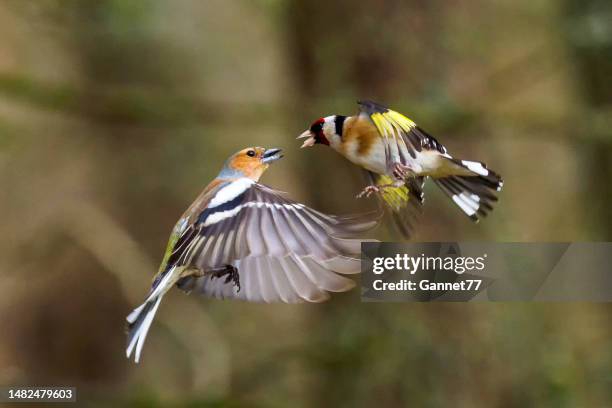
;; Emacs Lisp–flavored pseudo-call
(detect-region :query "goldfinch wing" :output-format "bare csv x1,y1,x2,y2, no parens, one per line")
176,182,379,303
365,171,424,239
357,100,448,166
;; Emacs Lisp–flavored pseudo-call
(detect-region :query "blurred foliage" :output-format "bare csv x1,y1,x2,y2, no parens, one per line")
0,0,611,407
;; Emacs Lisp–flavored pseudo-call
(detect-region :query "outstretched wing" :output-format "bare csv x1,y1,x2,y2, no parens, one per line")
357,100,447,167
174,182,380,303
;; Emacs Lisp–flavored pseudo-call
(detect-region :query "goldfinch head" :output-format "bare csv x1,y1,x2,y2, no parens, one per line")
220,147,283,181
298,115,345,148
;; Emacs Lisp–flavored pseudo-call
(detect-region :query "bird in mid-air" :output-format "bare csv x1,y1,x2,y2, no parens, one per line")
298,100,503,238
126,147,378,363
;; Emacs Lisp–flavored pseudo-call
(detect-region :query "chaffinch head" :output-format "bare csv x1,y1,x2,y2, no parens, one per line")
126,146,379,363
218,146,283,181
298,100,503,238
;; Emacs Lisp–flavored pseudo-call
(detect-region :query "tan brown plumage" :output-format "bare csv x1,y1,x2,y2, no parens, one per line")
298,100,503,238
342,115,380,156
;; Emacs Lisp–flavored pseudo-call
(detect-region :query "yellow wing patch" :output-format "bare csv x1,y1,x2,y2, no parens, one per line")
370,111,416,137
385,110,417,131
369,110,419,158
376,174,411,212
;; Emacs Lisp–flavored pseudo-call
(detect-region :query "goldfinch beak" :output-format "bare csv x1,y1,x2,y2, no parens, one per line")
298,130,315,148
262,148,283,164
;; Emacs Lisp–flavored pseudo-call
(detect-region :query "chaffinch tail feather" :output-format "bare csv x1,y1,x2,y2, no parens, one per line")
126,147,379,363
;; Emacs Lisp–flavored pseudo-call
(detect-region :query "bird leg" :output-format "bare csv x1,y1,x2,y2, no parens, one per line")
356,185,381,198
210,264,241,292
392,163,415,180
356,180,405,199
357,163,413,199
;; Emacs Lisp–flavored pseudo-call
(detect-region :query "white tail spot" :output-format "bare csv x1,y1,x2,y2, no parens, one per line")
461,160,489,176
452,194,476,216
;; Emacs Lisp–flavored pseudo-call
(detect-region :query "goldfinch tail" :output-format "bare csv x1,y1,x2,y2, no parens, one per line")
433,159,503,221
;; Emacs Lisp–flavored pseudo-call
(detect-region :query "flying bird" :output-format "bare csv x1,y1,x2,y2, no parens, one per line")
298,100,503,238
126,147,378,363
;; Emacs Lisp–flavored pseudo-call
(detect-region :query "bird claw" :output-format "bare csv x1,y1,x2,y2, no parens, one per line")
357,180,408,199
392,163,415,180
211,264,241,292
356,185,380,199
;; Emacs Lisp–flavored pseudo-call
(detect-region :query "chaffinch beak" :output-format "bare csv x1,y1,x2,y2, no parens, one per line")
262,148,283,164
297,130,316,148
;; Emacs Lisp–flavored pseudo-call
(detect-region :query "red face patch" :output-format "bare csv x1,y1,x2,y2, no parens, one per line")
309,118,329,145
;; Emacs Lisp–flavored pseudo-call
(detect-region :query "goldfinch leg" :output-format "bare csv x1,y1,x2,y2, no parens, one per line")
356,181,405,199
392,163,415,180
356,185,381,199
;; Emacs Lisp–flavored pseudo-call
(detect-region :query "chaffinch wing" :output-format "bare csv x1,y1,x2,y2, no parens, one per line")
126,147,379,363
299,101,503,238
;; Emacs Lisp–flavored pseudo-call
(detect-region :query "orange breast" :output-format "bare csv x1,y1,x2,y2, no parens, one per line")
230,155,267,181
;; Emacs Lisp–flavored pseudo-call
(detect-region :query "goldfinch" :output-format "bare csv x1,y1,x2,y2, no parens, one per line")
298,100,503,238
126,147,378,363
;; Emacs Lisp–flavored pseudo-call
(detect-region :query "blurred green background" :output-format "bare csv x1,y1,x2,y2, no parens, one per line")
1,0,612,406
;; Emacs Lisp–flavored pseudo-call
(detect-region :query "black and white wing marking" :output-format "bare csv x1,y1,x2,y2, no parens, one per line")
357,100,448,166
177,182,380,303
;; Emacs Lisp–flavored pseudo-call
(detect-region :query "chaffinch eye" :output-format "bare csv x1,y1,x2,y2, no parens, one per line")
246,150,256,157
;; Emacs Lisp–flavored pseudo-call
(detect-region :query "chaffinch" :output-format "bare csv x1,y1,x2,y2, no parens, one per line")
126,147,378,363
298,100,503,238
